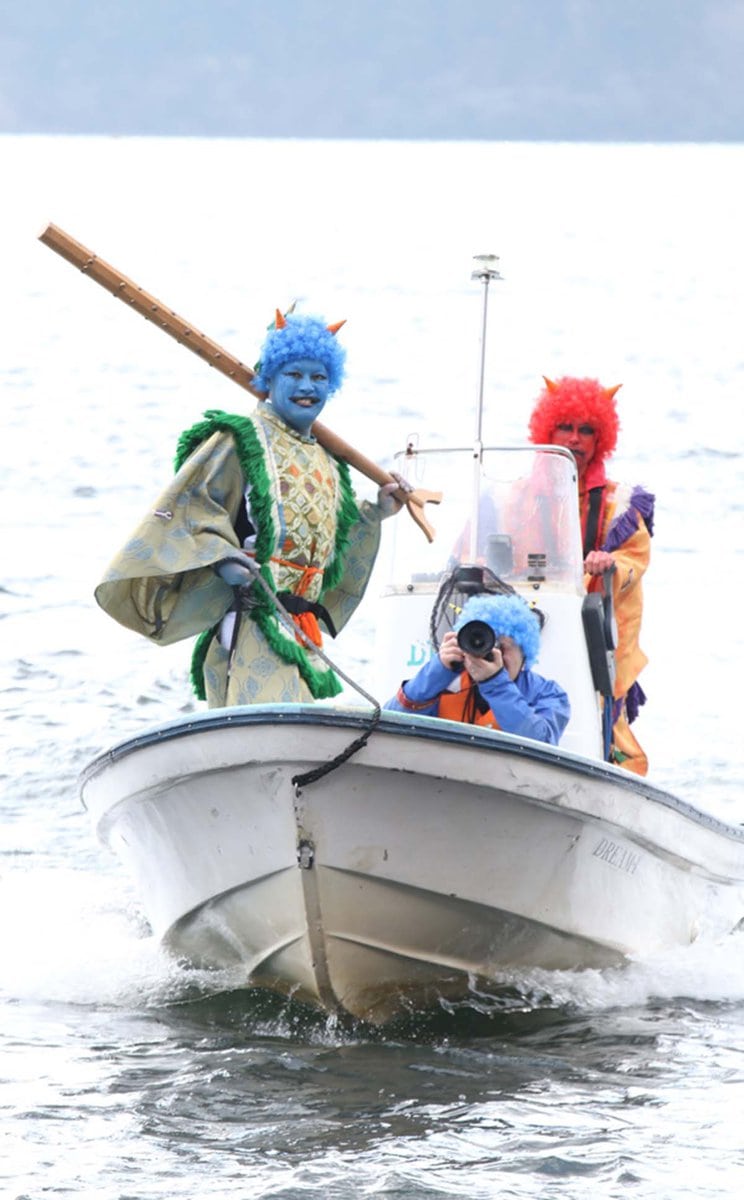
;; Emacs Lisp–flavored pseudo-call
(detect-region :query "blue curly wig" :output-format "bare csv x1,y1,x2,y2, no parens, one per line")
253,313,347,395
454,594,542,669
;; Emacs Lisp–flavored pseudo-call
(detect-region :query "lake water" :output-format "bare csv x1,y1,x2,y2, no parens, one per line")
2,135,744,1198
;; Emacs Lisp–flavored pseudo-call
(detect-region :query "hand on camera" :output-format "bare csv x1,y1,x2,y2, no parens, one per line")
439,631,464,671
463,645,504,682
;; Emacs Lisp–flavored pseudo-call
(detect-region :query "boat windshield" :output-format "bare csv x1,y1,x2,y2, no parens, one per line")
383,445,584,595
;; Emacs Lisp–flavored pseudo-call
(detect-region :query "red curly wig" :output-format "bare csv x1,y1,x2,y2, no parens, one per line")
528,377,621,465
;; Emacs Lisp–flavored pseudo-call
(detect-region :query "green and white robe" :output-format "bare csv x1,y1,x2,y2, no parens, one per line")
95,406,384,707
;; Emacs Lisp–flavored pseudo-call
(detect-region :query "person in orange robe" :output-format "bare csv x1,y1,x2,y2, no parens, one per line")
529,376,654,775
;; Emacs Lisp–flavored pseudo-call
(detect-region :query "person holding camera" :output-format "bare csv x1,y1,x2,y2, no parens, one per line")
385,593,570,745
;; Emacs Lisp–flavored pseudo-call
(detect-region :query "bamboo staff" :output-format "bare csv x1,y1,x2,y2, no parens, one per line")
38,223,442,541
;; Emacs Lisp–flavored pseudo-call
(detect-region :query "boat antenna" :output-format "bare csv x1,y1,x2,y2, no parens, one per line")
469,253,502,561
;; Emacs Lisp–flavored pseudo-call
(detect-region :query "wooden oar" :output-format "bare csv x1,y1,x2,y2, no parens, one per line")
38,222,442,541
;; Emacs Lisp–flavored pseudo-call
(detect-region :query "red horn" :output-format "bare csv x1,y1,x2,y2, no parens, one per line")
604,383,622,399
274,308,287,330
327,319,346,335
542,376,559,393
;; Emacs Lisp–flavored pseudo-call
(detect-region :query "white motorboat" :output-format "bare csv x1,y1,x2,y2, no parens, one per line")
81,700,744,1025
80,437,744,1025
79,258,744,1024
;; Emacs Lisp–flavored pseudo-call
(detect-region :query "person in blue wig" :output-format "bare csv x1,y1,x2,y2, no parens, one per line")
386,593,570,745
95,310,407,707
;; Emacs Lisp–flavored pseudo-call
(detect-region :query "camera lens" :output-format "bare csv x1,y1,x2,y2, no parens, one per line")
456,620,496,658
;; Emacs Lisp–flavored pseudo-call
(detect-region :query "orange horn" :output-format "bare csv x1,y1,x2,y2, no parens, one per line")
274,308,287,330
604,383,622,399
542,375,559,393
327,319,346,335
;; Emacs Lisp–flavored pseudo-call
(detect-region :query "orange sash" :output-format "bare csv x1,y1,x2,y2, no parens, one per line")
248,551,325,647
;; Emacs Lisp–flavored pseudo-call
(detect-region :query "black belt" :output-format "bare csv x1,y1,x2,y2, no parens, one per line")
583,486,605,557
276,592,337,638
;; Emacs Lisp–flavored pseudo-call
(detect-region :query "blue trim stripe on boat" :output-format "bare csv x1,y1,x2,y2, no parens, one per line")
79,704,744,841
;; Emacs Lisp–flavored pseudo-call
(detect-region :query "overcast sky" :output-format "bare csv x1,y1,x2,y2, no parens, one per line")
2,0,744,140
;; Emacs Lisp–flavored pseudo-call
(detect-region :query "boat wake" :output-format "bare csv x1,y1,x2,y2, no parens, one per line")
3,865,744,1036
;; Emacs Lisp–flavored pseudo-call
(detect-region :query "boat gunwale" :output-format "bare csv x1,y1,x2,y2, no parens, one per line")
79,704,744,843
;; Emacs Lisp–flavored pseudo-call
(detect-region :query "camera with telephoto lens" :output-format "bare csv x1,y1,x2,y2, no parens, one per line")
456,620,496,661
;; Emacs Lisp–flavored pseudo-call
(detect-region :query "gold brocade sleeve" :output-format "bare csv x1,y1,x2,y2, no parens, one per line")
94,432,244,645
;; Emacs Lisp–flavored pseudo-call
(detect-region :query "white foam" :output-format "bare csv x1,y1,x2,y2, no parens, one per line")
4,863,744,1017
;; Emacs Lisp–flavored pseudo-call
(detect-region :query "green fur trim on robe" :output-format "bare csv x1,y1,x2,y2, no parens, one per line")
175,409,360,701
190,625,216,700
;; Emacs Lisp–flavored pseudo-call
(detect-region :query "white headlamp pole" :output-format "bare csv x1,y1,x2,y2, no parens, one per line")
469,254,502,562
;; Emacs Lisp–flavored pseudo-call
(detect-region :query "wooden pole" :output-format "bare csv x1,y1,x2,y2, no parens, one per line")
38,223,442,541
38,223,262,396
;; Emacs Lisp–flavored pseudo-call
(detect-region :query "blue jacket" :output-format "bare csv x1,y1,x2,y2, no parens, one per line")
385,655,570,746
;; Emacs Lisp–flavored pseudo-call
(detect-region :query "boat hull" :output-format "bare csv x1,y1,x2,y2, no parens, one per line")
81,706,744,1023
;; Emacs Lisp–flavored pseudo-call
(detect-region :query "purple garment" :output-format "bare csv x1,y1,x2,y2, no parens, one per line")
625,681,647,725
603,485,655,554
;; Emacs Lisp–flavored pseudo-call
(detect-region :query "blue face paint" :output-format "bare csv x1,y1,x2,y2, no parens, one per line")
266,358,330,434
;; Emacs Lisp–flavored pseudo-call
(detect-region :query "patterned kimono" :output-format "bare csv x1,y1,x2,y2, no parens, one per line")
95,406,384,707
